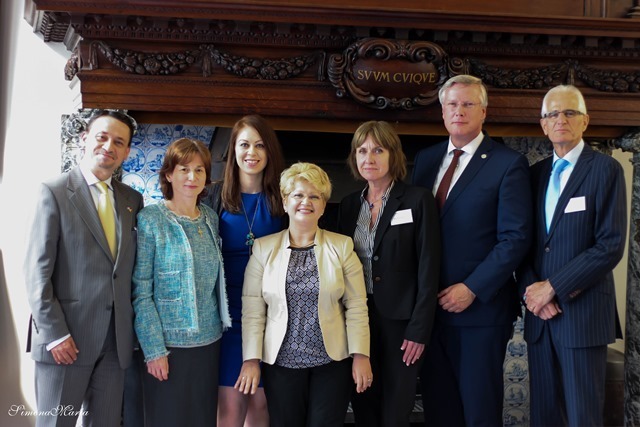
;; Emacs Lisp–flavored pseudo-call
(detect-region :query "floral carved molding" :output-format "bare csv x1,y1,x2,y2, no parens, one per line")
79,41,323,81
468,58,640,92
70,40,640,110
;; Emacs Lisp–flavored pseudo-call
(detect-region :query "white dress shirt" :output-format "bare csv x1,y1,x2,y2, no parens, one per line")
432,132,485,197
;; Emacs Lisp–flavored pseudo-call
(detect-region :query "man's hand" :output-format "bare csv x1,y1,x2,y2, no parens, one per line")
51,337,79,365
525,280,556,316
536,301,562,320
438,283,476,313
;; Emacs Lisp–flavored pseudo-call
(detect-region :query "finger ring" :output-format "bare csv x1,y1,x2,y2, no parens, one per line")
367,378,372,382
242,376,246,380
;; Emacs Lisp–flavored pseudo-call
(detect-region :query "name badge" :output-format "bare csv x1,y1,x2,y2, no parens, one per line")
565,196,586,213
391,209,413,226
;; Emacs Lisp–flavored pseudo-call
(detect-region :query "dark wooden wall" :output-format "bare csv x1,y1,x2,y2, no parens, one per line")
25,0,640,138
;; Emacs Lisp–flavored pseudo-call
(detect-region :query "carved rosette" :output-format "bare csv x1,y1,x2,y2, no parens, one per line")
328,38,448,110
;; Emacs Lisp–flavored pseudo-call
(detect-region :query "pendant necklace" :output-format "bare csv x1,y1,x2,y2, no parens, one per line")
368,198,382,210
241,194,261,247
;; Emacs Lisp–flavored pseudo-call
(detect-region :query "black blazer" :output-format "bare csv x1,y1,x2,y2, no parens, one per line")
337,181,440,344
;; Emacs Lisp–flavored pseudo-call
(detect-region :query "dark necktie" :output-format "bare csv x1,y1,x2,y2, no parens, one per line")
435,149,464,210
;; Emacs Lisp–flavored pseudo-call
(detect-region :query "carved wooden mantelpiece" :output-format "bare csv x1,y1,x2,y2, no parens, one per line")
25,0,640,136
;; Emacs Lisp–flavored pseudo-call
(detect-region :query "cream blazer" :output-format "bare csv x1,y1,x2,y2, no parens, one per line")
242,228,370,364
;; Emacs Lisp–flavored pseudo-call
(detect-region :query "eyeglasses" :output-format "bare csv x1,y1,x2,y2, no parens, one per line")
444,102,480,110
541,110,585,120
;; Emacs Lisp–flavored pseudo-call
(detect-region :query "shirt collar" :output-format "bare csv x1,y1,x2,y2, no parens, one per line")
79,162,113,189
359,180,395,203
553,140,584,167
447,131,484,157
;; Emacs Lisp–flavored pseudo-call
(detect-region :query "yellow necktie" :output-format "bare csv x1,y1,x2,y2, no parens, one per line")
96,182,117,259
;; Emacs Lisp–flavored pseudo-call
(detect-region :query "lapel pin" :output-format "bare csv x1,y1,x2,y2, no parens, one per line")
481,154,487,159
127,207,133,212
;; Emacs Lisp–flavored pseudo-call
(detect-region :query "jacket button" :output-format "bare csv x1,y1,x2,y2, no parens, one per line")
544,247,550,252
374,276,381,282
113,274,118,279
373,256,379,261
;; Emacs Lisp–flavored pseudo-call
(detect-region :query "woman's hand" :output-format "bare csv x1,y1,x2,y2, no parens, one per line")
352,353,373,393
147,356,169,381
235,359,261,395
401,339,425,366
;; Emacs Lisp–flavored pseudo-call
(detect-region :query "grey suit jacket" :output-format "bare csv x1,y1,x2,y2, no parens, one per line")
25,167,144,369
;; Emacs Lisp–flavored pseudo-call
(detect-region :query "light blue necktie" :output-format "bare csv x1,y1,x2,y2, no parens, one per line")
545,158,570,232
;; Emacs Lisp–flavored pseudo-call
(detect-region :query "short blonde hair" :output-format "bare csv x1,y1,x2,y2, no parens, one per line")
280,162,332,201
438,74,488,107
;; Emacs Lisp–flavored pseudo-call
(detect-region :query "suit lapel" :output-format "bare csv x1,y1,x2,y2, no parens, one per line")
422,143,447,189
536,157,553,240
112,180,134,266
441,137,493,216
67,168,113,262
546,146,594,239
373,182,404,254
343,195,361,238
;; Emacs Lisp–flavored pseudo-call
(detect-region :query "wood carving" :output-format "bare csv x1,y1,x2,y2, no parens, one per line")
82,41,322,81
469,58,640,93
201,44,322,80
328,38,448,110
89,41,200,75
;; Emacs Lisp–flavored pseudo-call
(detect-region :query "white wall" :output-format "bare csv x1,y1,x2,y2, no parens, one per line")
0,1,77,425
611,149,633,354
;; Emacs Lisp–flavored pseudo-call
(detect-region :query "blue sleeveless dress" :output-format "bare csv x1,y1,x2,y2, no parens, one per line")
218,193,283,386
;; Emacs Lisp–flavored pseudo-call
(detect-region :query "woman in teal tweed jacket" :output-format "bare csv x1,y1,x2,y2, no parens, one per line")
132,138,231,427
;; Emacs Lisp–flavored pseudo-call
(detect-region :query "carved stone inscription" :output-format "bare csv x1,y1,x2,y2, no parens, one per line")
328,38,447,110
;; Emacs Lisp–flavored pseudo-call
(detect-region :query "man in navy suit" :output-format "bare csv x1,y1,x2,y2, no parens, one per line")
519,85,627,427
412,75,532,426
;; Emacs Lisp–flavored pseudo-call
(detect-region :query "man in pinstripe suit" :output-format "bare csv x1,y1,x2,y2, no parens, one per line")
519,85,627,427
24,111,144,427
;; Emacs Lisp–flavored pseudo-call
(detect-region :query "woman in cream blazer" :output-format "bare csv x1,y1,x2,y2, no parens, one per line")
236,162,371,427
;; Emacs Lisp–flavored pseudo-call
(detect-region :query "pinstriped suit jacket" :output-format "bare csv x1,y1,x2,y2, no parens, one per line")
25,167,144,369
519,145,627,348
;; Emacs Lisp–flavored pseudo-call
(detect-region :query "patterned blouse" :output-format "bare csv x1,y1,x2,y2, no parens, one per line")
274,246,333,369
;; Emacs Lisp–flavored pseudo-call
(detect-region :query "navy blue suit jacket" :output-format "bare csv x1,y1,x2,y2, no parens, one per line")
412,136,533,327
518,145,627,347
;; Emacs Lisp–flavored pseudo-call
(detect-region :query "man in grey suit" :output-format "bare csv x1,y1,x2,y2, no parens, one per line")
519,85,627,426
25,110,144,427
